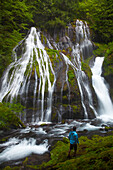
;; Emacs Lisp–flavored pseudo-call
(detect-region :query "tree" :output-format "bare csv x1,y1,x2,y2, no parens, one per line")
0,0,33,77
78,0,113,43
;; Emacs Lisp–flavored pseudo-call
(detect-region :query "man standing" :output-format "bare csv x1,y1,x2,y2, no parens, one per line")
68,126,79,158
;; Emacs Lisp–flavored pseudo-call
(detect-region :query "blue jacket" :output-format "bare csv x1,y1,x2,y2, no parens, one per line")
68,131,79,144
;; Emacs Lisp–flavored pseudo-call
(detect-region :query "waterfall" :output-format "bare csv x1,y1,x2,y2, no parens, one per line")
0,27,56,123
0,20,99,122
71,20,97,118
91,57,113,121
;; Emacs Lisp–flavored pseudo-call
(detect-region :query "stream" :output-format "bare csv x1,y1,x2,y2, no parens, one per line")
0,118,112,168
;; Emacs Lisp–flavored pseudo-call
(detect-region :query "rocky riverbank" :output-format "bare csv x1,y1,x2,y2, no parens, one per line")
0,118,113,169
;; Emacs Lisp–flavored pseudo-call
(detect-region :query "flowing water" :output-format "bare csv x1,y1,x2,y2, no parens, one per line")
0,20,97,121
62,20,97,118
0,28,56,122
91,57,113,121
0,120,106,166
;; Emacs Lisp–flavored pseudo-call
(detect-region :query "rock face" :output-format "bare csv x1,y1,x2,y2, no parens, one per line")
0,20,99,123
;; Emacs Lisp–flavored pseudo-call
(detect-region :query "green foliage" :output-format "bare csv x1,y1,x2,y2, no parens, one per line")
39,134,113,170
103,54,113,76
3,98,25,117
28,0,79,30
0,102,25,130
93,42,113,76
93,43,108,57
40,140,69,169
78,0,113,43
1,0,113,78
0,0,33,77
81,62,92,79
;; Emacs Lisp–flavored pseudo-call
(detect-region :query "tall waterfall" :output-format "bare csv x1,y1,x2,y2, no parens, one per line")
70,20,97,118
1,20,110,123
0,28,56,122
91,57,113,121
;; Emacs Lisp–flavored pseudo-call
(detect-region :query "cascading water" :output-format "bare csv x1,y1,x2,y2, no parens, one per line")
91,57,113,121
0,28,56,123
63,20,97,118
0,19,103,122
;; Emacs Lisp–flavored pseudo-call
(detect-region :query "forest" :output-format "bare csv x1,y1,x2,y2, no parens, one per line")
0,0,113,78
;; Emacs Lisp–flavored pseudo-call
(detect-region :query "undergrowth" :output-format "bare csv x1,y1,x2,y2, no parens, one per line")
35,134,113,170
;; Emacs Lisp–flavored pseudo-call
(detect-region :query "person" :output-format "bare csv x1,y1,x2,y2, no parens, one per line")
68,126,79,158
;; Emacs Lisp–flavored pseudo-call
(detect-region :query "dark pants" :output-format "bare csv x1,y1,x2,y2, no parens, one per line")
70,143,77,151
68,143,77,157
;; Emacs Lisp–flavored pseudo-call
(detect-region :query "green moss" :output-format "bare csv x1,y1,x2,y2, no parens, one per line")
36,64,40,78
103,54,113,76
62,49,66,54
61,119,65,124
62,95,67,100
84,55,94,65
23,157,28,167
40,123,47,126
105,126,113,131
52,112,57,121
49,66,54,85
40,32,47,45
34,34,37,45
81,62,92,79
40,32,44,43
8,66,15,81
62,104,69,108
39,134,113,170
46,48,60,58
37,48,41,59
44,35,47,45
45,80,48,93
3,166,20,170
63,137,69,144
68,47,72,53
44,48,63,85
66,54,71,60
93,43,107,57
0,137,9,143
65,28,68,36
24,62,32,77
72,105,78,112
67,68,75,86
56,34,60,43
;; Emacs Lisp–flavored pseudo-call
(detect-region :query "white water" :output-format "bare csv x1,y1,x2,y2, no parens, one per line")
0,138,48,164
0,119,105,165
91,57,113,121
62,20,97,118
